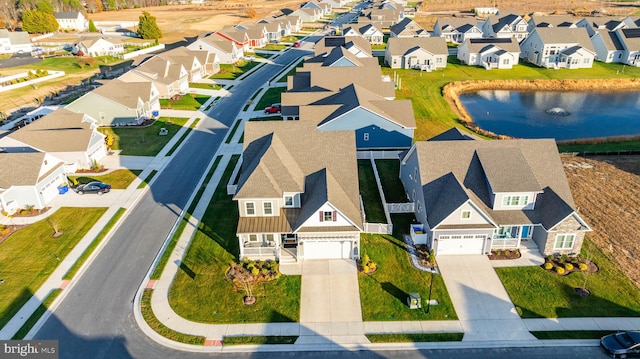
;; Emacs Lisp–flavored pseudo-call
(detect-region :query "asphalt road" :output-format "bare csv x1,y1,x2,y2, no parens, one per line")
33,48,311,359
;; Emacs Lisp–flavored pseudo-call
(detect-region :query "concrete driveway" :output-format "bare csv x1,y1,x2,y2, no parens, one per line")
437,255,536,341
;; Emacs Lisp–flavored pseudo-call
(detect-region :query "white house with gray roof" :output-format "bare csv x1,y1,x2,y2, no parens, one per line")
187,34,243,64
119,56,188,98
233,121,362,261
54,11,86,31
0,30,32,54
457,38,520,69
0,152,67,214
519,27,595,69
590,29,626,63
385,37,448,70
615,28,640,66
480,14,529,42
433,17,483,44
0,108,107,170
389,18,429,38
399,131,590,256
65,79,160,126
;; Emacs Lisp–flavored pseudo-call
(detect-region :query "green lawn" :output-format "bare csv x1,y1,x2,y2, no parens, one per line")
69,169,141,189
159,94,210,111
138,170,158,189
209,61,262,80
255,87,286,110
189,82,222,90
557,139,640,154
166,118,200,157
0,207,107,329
530,330,616,340
98,117,189,156
366,333,463,343
385,57,640,141
497,239,640,318
168,156,302,323
13,56,124,75
277,60,304,83
258,43,287,51
375,160,408,203
280,35,304,42
225,120,241,144
142,290,206,345
12,289,62,340
358,215,457,321
357,160,386,223
223,336,298,345
249,116,282,121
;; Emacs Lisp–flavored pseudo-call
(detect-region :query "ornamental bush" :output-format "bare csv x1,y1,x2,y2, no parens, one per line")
565,263,574,271
544,262,553,270
556,267,565,275
579,263,588,271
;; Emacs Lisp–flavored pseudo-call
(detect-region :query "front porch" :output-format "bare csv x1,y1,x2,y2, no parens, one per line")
490,225,533,250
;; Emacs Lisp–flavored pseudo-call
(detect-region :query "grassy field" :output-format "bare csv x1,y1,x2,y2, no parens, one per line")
98,117,189,156
358,215,457,321
255,87,287,110
210,61,262,80
497,239,640,318
0,207,107,329
384,57,640,141
558,139,640,153
159,94,209,111
69,169,142,189
189,82,222,90
357,160,386,223
168,156,302,323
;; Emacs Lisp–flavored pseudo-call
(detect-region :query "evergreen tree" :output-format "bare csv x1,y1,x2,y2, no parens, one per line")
21,8,58,33
35,0,53,14
88,19,97,32
137,11,162,40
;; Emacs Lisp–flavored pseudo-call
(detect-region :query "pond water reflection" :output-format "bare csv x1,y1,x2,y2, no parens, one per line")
458,90,640,141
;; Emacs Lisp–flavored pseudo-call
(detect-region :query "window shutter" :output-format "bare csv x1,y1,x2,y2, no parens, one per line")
319,211,324,222
332,211,337,222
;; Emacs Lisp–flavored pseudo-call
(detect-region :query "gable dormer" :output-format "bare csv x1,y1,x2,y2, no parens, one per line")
475,148,543,211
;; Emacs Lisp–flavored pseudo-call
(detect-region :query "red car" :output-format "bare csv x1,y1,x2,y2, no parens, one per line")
264,103,281,114
293,41,302,47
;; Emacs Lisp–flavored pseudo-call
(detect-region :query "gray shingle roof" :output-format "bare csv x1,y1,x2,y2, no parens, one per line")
386,37,448,56
533,27,595,52
0,152,63,188
90,79,153,108
235,121,362,231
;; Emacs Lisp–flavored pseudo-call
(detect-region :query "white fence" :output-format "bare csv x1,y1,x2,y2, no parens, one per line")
32,33,54,41
364,222,392,235
387,202,414,213
123,44,165,59
357,150,403,160
0,71,65,93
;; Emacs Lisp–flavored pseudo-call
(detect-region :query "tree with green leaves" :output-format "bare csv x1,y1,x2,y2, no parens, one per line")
35,0,53,14
88,19,97,32
21,9,58,33
137,11,162,40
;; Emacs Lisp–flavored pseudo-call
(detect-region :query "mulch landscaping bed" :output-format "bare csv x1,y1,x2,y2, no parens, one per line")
542,257,599,276
488,249,521,260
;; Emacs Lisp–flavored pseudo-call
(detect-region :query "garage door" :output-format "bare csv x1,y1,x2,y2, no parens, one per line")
436,235,486,255
40,174,63,204
304,241,352,259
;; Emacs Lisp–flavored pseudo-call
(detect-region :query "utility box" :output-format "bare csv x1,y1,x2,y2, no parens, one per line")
407,292,422,309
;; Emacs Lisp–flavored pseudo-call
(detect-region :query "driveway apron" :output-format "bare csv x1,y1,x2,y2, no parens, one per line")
437,255,536,341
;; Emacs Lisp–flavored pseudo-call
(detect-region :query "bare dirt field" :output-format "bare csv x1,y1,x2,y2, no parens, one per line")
562,155,640,287
88,0,306,44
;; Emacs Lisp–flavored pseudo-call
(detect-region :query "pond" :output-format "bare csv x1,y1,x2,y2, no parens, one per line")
458,90,640,141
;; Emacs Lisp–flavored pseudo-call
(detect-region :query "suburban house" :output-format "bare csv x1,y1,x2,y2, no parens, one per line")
235,23,268,49
577,16,626,37
304,45,385,71
342,24,383,44
294,84,416,149
399,132,591,256
0,108,107,170
302,0,332,16
520,27,595,69
433,17,483,44
314,36,373,58
119,56,189,98
214,27,251,51
0,30,32,54
54,11,86,31
480,14,529,43
233,121,363,261
258,20,285,42
389,17,429,38
290,7,323,23
615,28,640,66
385,37,448,70
358,8,401,27
590,29,626,63
73,37,124,57
187,34,244,64
527,15,580,32
0,152,67,214
65,79,160,126
457,38,521,69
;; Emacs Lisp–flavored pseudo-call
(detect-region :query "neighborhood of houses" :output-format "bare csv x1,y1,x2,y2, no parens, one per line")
9,0,640,263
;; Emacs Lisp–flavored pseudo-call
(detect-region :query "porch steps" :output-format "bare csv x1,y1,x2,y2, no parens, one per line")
279,249,301,275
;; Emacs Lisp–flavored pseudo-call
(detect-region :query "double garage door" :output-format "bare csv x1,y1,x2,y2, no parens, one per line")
437,234,487,255
304,240,353,259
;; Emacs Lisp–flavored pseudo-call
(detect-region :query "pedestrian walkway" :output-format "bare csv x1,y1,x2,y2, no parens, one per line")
437,255,536,341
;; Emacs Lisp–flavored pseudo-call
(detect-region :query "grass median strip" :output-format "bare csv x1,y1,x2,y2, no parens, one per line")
11,289,62,340
366,333,464,343
530,330,615,340
63,208,126,280
166,118,201,157
138,170,158,189
225,120,241,144
141,290,206,345
223,336,298,345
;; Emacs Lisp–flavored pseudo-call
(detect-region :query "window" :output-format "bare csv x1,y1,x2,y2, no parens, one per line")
319,211,335,222
503,59,509,65
284,195,294,207
436,57,442,63
249,234,258,242
263,202,273,215
414,167,418,182
363,133,369,141
554,234,575,250
502,195,529,207
324,211,334,221
461,210,471,219
245,202,255,216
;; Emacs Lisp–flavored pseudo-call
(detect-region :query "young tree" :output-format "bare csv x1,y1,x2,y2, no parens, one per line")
88,19,97,32
137,11,162,39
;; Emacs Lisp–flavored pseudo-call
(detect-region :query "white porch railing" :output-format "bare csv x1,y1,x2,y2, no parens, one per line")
387,202,414,213
483,61,498,70
242,246,277,258
491,238,519,249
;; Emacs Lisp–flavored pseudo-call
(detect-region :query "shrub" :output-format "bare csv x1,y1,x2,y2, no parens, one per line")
428,249,435,264
579,263,588,271
363,264,369,273
362,254,370,264
547,254,555,262
564,263,574,271
544,262,553,270
251,267,259,276
560,254,569,263
556,267,565,275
